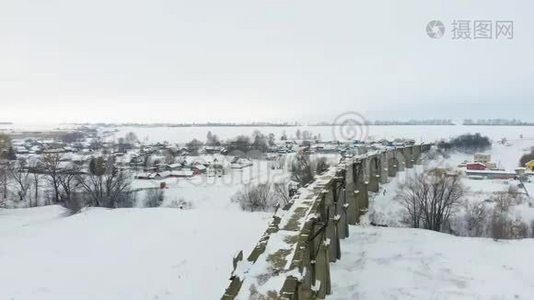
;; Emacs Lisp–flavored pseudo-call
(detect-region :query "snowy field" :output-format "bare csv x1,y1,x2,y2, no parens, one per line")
330,227,534,300
329,138,534,299
0,158,288,299
0,206,271,300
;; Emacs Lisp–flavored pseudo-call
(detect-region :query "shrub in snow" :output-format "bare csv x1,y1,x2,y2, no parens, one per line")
315,157,329,175
490,212,528,239
116,191,136,208
489,192,529,239
232,182,278,212
462,201,488,237
144,188,164,208
163,197,193,210
271,181,291,207
62,192,85,215
447,190,532,239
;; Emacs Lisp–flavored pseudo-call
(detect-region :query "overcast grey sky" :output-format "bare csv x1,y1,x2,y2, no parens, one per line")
1,0,533,123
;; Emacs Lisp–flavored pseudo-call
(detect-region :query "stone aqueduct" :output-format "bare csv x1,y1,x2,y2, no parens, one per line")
222,143,432,299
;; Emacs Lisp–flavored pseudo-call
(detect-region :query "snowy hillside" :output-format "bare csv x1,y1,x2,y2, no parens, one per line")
0,206,270,300
330,227,534,299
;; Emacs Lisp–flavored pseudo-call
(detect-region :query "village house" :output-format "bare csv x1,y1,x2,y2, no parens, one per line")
474,153,491,164
466,162,486,171
465,169,517,180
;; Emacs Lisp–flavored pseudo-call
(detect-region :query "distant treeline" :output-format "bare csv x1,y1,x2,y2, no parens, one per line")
463,119,534,126
69,122,299,127
68,119,534,127
437,133,491,153
313,119,455,126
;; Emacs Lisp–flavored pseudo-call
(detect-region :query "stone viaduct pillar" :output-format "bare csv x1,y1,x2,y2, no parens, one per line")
403,146,414,169
344,161,359,225
367,156,380,193
387,150,399,177
380,151,389,184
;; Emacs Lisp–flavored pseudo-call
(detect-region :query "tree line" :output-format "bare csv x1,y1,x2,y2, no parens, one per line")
1,151,134,212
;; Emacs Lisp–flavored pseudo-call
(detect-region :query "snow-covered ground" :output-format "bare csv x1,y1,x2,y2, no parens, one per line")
331,139,534,299
330,227,534,299
0,205,270,300
131,159,288,209
368,140,534,228
0,155,304,299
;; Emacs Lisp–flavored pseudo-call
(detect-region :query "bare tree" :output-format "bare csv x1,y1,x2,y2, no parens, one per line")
397,169,465,231
186,138,203,156
58,163,82,204
0,134,13,203
315,157,329,175
31,173,40,207
489,192,528,239
272,181,291,207
463,201,488,237
78,156,131,208
0,161,8,204
125,132,138,145
396,174,425,228
164,149,176,165
290,152,314,185
7,159,32,204
40,153,63,204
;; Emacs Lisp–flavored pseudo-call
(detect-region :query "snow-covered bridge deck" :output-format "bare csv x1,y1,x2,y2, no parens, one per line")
222,144,432,299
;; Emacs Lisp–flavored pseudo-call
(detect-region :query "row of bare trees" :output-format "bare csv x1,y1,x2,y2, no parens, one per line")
450,188,532,239
1,153,132,211
397,169,533,239
397,168,465,231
